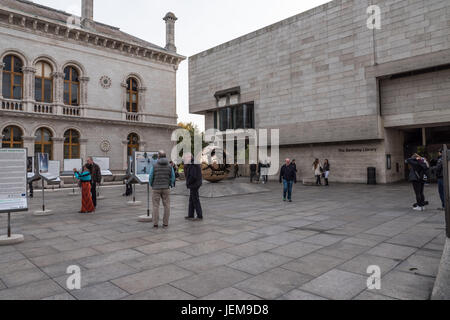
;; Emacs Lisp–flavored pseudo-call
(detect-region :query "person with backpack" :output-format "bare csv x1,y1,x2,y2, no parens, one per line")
185,154,203,221
406,154,429,212
431,149,445,211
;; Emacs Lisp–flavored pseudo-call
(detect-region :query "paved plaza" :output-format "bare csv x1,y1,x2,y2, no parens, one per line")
0,181,446,300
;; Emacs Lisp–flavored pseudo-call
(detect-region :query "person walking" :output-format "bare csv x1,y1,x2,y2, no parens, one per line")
313,159,323,186
73,166,95,214
279,158,297,202
149,151,175,228
86,157,101,208
250,162,257,183
432,149,445,211
234,163,240,179
406,154,429,212
323,159,331,186
185,154,203,221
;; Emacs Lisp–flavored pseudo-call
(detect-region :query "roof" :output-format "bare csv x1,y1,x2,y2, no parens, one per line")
0,0,167,52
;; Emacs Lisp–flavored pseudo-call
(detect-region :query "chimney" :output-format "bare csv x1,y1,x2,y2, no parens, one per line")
163,12,178,52
81,0,94,28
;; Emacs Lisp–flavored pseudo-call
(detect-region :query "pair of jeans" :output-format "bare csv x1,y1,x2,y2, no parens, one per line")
91,181,97,208
188,187,203,219
412,181,425,207
316,175,322,185
283,179,294,200
438,178,445,208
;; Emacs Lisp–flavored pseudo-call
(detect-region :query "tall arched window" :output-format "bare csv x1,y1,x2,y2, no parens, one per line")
126,78,138,113
2,126,23,148
2,55,23,100
64,129,80,159
35,128,53,160
127,133,139,156
35,62,53,103
64,66,79,106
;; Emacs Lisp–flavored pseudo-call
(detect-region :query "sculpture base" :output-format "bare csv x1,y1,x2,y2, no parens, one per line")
127,201,142,206
0,234,24,246
173,180,271,198
138,215,153,223
33,210,53,216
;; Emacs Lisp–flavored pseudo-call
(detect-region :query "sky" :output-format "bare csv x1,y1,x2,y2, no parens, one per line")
33,0,331,132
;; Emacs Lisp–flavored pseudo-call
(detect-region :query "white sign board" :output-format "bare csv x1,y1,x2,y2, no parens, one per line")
63,159,82,173
93,157,113,176
0,149,28,213
41,160,60,182
134,151,158,183
36,153,49,174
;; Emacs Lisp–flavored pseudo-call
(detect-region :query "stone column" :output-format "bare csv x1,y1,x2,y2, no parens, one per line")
22,67,36,112
163,12,178,52
122,140,129,170
0,62,5,99
23,136,35,157
121,82,128,121
138,86,147,121
51,72,65,114
52,137,64,164
79,76,90,117
80,138,88,161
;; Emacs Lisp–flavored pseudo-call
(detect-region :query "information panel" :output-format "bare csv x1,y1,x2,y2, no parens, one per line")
93,157,113,176
0,149,28,213
63,159,82,175
134,152,158,183
41,160,60,182
36,153,49,174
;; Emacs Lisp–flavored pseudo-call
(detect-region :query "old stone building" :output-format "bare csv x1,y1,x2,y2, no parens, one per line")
0,0,184,172
189,0,450,183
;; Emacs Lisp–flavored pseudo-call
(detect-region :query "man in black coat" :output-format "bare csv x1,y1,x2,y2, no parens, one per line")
185,155,203,221
406,154,429,211
432,149,445,210
279,158,297,202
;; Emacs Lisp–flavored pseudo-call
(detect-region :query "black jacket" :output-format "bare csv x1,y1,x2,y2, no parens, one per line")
250,164,257,173
186,164,203,189
406,158,428,183
279,164,297,183
432,157,443,179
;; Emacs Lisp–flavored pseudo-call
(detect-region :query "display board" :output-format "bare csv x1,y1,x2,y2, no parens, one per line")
127,156,133,176
0,149,28,213
36,153,49,174
93,157,113,176
63,159,82,175
41,160,61,182
134,151,158,183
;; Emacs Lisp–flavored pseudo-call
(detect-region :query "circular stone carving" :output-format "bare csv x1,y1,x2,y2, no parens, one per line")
100,76,112,89
100,140,111,153
200,146,231,183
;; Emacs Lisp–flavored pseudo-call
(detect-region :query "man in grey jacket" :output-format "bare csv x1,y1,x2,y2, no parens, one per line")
149,151,176,228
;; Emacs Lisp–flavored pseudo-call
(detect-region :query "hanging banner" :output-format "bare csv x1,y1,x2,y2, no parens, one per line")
134,151,158,183
0,149,28,213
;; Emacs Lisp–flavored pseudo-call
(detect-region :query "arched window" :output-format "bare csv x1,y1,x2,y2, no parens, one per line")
127,133,139,156
63,66,79,106
2,125,23,148
64,129,80,159
2,55,23,100
35,62,53,103
35,128,53,160
126,78,139,113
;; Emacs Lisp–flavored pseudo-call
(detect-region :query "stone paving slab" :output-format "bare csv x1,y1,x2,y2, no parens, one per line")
0,182,446,300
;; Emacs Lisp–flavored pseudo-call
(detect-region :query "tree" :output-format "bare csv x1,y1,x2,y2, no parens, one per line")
177,122,206,158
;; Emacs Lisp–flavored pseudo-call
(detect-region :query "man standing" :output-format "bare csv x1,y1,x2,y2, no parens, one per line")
86,157,101,208
432,149,445,211
149,151,175,228
406,154,428,212
279,158,297,202
185,154,203,221
250,161,257,183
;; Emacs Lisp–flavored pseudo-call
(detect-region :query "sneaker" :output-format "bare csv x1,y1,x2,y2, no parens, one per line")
413,206,424,212
289,200,292,203
194,217,203,221
153,225,159,228
283,198,286,202
163,225,169,228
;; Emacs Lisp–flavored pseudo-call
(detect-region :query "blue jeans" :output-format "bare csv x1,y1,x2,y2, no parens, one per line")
283,179,294,200
438,178,445,208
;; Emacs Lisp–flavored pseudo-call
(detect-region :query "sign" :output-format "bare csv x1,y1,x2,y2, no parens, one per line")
134,151,158,183
41,160,60,182
93,157,113,176
0,149,28,213
338,147,377,153
36,153,49,174
63,159,82,174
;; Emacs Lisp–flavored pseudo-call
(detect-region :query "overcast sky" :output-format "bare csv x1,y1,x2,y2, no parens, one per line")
33,0,330,131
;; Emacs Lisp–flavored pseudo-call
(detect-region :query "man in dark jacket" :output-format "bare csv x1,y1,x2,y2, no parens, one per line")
406,154,428,211
149,151,175,228
279,158,297,202
250,162,257,183
432,149,445,210
185,154,203,221
86,157,101,208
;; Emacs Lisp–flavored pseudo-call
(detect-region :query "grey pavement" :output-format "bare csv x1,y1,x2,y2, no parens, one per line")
0,181,446,300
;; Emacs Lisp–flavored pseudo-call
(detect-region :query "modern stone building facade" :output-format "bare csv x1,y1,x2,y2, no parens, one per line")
0,0,184,172
189,0,450,183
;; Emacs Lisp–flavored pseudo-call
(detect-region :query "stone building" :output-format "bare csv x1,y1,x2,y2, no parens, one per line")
189,0,450,183
0,0,184,172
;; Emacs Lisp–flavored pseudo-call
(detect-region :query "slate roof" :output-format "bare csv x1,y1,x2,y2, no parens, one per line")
0,0,167,52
